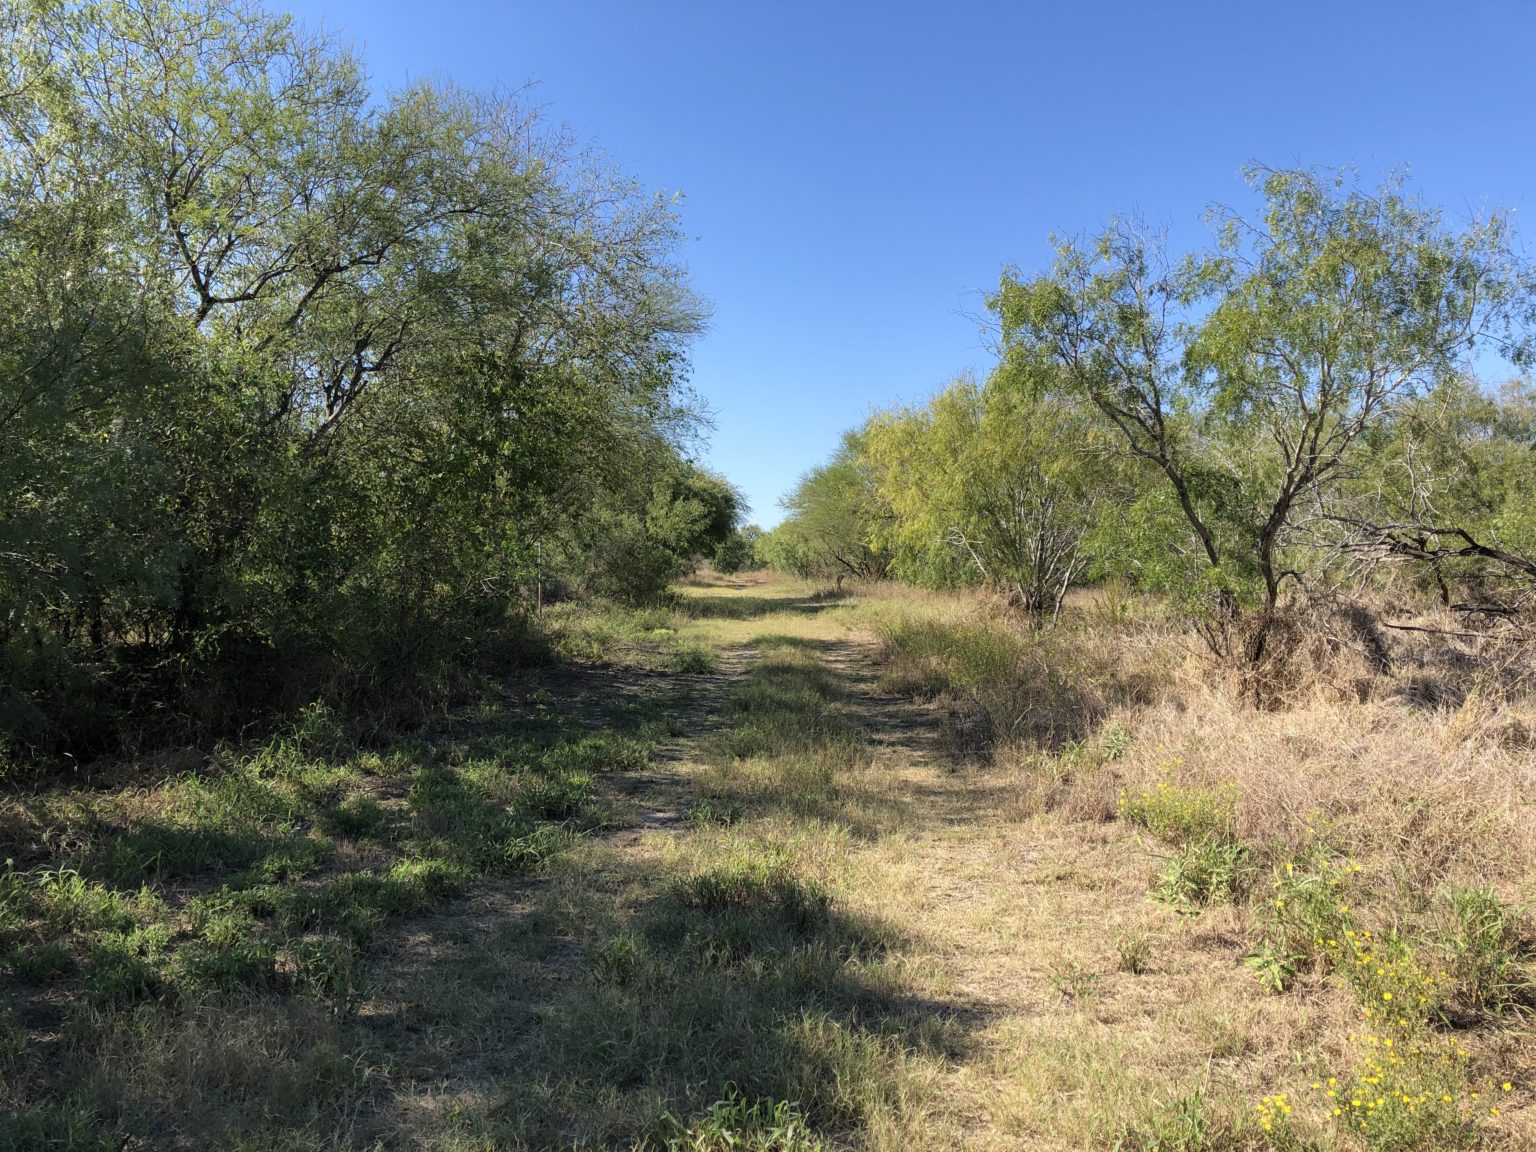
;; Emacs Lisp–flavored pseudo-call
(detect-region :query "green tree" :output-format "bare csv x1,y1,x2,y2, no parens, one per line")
552,458,740,604
713,525,764,574
766,433,890,582
993,165,1524,660
1329,376,1536,612
0,0,710,749
862,373,1109,617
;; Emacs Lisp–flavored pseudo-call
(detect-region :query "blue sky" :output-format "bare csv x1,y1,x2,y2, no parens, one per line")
281,0,1536,526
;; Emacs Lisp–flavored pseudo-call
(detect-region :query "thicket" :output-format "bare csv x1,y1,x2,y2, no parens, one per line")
766,166,1536,686
0,0,738,757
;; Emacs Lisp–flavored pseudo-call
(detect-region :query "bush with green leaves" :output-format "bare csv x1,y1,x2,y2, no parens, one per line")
0,0,712,753
1153,839,1253,911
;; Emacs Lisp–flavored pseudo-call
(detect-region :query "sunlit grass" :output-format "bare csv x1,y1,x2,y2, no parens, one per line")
4,571,1533,1150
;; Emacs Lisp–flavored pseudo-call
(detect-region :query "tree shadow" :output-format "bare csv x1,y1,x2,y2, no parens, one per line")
380,845,990,1149
73,819,301,888
674,594,833,621
1,614,1002,1150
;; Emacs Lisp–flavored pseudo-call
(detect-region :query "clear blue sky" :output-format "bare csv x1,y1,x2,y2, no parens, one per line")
281,0,1536,526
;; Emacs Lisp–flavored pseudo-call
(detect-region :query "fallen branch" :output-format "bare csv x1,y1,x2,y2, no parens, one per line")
1382,621,1493,639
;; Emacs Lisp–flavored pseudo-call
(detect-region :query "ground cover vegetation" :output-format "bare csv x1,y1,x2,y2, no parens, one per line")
6,570,1534,1149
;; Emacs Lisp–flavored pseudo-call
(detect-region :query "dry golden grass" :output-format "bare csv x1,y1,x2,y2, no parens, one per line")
848,575,1536,1150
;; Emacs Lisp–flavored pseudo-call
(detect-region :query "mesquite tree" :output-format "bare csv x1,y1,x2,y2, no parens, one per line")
862,374,1104,618
992,166,1524,662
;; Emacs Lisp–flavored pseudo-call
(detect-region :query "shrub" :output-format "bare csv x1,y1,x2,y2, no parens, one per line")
1335,930,1446,1033
1437,887,1535,1017
1323,1033,1477,1151
1153,839,1252,911
1247,849,1360,991
668,644,717,674
1101,720,1131,760
1120,764,1238,846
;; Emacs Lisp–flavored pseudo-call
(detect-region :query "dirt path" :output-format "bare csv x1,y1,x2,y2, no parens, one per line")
822,637,941,768
370,583,1310,1148
614,642,760,835
369,590,1245,1149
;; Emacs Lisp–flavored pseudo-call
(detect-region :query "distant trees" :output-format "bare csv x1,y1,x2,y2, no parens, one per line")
1,0,712,751
713,525,764,574
554,462,743,603
861,373,1112,616
766,166,1536,670
758,433,891,581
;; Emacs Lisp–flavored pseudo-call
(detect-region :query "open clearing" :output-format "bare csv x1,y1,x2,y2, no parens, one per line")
3,572,1533,1151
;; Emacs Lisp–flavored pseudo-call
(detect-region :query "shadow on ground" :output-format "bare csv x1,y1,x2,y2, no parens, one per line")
674,593,838,621
381,838,989,1148
1,600,991,1150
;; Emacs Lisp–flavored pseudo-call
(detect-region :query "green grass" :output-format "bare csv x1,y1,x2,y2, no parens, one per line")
1438,887,1536,1018
419,596,937,1148
657,1092,830,1151
13,576,1526,1150
1113,1092,1249,1152
0,681,645,1146
0,579,814,1148
545,599,691,668
1152,838,1253,911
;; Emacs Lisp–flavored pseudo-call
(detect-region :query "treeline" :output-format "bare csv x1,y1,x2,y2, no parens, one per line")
0,0,740,755
765,167,1536,670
